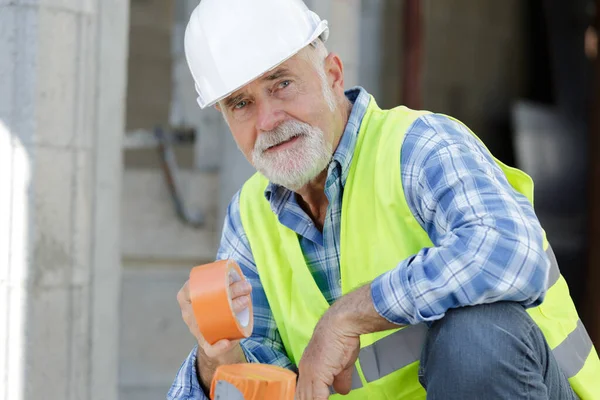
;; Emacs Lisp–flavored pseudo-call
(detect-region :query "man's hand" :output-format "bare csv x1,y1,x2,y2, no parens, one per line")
295,311,361,400
177,276,252,390
177,276,252,358
295,284,399,400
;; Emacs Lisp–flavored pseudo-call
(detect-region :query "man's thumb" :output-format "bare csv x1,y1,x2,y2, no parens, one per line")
332,365,354,395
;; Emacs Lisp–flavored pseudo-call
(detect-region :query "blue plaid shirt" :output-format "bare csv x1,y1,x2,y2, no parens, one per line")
167,87,549,399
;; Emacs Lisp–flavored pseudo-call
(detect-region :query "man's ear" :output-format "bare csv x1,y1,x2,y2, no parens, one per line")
324,52,345,96
214,103,222,112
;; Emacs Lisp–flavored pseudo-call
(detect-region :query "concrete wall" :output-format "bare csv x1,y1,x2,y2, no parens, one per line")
120,169,219,262
0,0,129,399
126,0,174,131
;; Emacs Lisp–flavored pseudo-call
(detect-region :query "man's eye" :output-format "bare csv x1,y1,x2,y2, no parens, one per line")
279,80,291,89
234,100,248,110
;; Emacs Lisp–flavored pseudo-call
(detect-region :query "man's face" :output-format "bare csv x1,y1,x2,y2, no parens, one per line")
219,49,342,190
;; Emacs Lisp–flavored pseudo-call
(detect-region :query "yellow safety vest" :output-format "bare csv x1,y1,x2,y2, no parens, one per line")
239,96,600,399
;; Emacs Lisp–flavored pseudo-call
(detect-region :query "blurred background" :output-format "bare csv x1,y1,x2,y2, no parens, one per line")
1,0,599,399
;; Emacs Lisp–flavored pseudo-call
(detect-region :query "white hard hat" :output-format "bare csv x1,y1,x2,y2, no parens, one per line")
184,0,329,109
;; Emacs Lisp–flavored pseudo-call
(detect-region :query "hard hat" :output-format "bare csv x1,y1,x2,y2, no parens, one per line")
184,0,329,109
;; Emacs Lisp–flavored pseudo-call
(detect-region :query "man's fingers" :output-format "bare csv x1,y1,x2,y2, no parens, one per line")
177,280,190,305
231,295,251,314
230,280,252,299
202,339,232,359
296,372,331,400
311,379,331,400
332,365,353,395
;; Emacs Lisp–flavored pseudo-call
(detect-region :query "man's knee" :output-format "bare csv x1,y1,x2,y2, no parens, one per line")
428,302,535,344
419,302,542,391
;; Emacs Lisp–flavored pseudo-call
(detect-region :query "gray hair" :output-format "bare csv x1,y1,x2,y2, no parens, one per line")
301,39,337,111
306,39,329,66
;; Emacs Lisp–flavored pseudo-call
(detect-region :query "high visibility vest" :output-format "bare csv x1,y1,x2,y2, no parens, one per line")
239,96,600,399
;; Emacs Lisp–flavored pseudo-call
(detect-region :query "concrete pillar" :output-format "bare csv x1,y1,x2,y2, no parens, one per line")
0,1,129,399
91,1,129,399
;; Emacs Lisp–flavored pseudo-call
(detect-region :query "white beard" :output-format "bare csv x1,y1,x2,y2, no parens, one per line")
251,120,333,190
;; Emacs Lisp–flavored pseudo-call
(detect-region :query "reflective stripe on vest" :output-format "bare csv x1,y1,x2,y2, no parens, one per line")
546,244,560,287
554,320,594,378
347,246,593,384
359,323,428,383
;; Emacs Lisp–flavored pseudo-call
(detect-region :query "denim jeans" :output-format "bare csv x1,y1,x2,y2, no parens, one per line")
419,302,577,399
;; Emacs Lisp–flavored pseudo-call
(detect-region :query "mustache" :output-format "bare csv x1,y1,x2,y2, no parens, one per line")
254,120,313,153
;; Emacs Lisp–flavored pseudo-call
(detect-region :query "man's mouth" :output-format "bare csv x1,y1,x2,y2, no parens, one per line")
265,135,301,152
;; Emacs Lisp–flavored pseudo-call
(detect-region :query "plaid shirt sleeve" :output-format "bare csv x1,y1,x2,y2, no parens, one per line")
167,192,294,400
371,114,550,326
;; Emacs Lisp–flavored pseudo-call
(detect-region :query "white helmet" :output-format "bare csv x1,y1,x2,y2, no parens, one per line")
184,0,329,109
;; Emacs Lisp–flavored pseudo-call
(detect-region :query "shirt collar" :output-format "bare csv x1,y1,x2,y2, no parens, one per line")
264,87,371,211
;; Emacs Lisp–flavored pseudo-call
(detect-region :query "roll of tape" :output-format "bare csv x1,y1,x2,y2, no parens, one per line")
189,260,254,345
211,364,296,400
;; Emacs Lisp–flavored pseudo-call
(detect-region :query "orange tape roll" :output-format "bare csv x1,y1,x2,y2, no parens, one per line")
189,260,254,345
211,364,296,400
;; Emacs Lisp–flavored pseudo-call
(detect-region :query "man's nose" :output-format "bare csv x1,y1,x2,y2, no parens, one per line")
255,99,285,132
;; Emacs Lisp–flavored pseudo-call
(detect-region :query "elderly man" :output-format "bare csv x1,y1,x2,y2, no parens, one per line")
168,0,600,399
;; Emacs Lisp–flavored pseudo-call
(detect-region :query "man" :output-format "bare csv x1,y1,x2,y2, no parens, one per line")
169,0,600,399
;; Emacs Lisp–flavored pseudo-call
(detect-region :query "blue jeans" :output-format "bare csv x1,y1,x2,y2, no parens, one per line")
419,302,577,399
